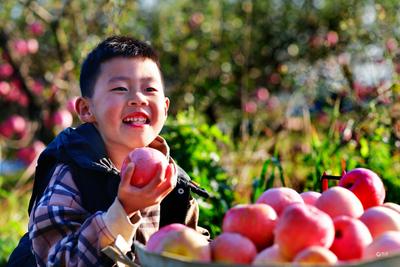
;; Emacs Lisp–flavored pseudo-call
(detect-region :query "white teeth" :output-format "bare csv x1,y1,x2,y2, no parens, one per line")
124,117,147,124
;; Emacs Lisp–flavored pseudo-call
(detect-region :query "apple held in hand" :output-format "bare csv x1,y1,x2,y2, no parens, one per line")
146,223,211,262
339,168,385,209
121,147,168,187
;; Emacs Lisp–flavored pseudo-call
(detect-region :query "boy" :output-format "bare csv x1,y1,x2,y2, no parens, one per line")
8,36,208,266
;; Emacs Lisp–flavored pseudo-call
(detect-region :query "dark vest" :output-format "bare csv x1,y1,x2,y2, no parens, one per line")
7,123,208,267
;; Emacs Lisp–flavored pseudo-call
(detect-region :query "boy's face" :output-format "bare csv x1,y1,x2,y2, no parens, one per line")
85,57,169,164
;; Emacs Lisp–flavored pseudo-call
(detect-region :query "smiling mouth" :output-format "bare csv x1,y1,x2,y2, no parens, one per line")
122,114,150,125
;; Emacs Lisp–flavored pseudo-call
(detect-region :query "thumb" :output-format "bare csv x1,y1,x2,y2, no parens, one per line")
120,162,135,186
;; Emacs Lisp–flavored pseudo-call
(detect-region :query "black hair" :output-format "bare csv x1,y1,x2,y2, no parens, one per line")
79,36,162,97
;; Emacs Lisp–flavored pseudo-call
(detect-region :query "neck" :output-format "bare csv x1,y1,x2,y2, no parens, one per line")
106,147,131,170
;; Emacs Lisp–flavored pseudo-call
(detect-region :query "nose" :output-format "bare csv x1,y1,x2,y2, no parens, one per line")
128,91,148,106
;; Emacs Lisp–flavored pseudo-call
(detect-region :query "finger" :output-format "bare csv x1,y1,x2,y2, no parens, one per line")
166,163,177,189
120,162,135,187
155,173,176,199
155,164,176,194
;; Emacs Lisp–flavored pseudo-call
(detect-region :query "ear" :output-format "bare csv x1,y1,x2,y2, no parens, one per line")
164,97,170,117
75,97,95,123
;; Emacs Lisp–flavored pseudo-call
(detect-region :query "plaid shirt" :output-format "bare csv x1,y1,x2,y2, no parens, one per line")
29,164,161,267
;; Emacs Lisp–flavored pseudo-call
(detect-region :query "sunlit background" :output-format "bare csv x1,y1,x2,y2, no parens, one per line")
1,0,400,263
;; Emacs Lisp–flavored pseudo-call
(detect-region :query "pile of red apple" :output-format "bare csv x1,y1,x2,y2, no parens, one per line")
144,167,400,265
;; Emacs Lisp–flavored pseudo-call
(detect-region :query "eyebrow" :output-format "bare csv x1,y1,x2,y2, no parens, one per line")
108,76,157,83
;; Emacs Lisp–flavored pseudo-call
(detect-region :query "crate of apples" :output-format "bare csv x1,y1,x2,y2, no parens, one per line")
133,167,400,267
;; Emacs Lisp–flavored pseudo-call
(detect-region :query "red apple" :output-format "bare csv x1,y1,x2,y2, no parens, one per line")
293,246,338,264
0,63,13,78
256,187,304,215
13,39,29,56
382,202,400,214
330,215,372,260
27,39,39,54
0,115,27,139
146,223,187,252
52,109,73,129
0,81,11,96
210,233,257,264
363,231,400,260
326,31,339,46
252,244,287,265
315,186,364,219
359,206,400,239
300,191,321,206
146,223,210,262
28,21,45,36
66,97,78,113
274,203,335,260
16,141,45,165
222,203,277,251
121,147,168,187
339,168,385,209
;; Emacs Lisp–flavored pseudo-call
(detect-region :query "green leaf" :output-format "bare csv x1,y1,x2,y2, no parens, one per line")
360,138,369,158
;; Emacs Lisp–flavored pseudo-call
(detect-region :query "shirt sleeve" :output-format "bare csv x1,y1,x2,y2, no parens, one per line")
29,164,141,267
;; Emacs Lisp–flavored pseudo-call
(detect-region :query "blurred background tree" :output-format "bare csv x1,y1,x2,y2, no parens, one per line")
1,0,400,264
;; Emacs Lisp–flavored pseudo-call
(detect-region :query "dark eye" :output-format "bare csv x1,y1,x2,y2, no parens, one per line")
145,87,157,92
111,87,128,91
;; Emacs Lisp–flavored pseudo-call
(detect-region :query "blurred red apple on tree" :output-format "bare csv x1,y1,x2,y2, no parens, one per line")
52,109,73,129
13,39,29,56
16,141,45,165
28,21,45,36
339,168,385,209
0,63,13,78
0,115,27,139
121,147,168,187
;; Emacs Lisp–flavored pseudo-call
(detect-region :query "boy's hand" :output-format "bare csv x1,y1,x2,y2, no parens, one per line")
117,161,177,216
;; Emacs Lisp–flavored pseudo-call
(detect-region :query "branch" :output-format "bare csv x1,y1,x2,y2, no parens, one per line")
20,0,54,23
23,0,72,63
